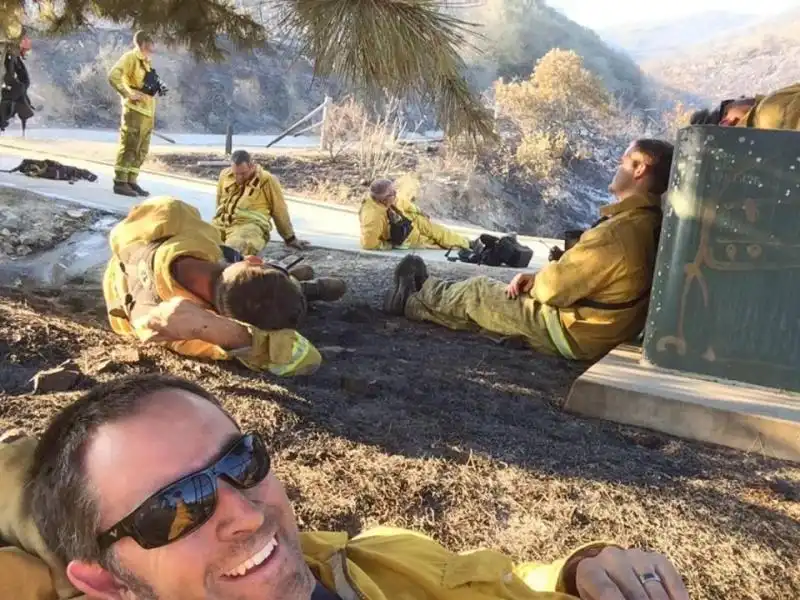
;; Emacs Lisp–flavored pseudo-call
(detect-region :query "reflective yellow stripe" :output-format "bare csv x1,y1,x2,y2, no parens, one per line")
268,335,312,376
541,304,577,360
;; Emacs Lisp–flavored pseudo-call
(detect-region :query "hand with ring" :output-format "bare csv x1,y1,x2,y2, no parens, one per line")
575,547,690,600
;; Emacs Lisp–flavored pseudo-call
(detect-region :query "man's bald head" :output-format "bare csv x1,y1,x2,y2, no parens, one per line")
370,179,396,205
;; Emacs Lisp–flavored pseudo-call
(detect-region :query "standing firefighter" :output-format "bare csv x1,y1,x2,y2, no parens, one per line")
108,31,166,197
0,25,34,135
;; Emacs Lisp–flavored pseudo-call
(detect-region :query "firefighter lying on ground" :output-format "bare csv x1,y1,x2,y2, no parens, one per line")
359,177,472,251
690,82,800,130
213,149,310,256
383,139,673,362
0,378,689,600
103,196,346,377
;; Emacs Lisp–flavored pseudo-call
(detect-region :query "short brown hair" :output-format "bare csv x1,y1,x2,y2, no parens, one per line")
633,139,674,196
133,30,154,48
214,264,307,331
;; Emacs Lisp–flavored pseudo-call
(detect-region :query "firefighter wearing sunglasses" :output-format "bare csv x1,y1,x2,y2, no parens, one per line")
103,196,346,377
1,375,690,600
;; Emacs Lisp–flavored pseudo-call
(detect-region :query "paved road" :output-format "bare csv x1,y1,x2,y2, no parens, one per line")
0,145,559,271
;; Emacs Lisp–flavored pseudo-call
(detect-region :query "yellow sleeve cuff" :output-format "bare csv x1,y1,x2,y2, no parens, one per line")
230,325,321,376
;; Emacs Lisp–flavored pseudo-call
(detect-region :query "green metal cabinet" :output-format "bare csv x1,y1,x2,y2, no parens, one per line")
642,125,800,392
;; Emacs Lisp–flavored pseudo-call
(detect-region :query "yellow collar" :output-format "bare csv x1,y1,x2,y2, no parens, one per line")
135,49,151,66
224,166,261,192
600,192,661,218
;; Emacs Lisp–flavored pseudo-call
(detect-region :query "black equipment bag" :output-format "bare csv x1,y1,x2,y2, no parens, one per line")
4,158,98,182
447,234,533,268
387,206,414,247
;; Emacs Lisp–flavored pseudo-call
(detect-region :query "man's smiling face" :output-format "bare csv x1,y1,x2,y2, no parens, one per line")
71,388,315,600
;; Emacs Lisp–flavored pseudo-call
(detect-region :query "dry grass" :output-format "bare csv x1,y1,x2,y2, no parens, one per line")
0,243,798,600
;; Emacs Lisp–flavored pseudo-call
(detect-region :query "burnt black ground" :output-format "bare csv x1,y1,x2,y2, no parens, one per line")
1,246,798,600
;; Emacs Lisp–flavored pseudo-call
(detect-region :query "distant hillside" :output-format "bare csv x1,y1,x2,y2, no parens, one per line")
25,29,332,134
642,9,800,105
599,12,759,61
20,1,650,133
457,0,648,106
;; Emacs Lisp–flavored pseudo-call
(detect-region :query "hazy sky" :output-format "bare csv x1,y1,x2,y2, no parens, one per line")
548,0,799,29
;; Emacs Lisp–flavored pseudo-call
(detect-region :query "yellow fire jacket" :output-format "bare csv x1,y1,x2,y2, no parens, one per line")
738,83,800,130
532,193,662,361
213,166,296,242
304,528,611,600
107,48,155,118
359,196,469,251
2,523,610,600
102,196,320,376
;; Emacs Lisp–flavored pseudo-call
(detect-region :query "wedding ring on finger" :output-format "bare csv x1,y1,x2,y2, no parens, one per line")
638,572,663,586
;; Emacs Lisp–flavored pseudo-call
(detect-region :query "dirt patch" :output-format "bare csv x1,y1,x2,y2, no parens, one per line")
0,187,112,261
0,244,798,600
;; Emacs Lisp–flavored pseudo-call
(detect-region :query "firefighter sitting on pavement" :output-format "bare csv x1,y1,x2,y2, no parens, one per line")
690,82,800,130
213,149,310,256
103,196,346,377
108,30,162,198
0,375,690,600
359,177,472,251
384,139,673,362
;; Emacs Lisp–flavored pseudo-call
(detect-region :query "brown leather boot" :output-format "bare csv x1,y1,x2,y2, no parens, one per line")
113,181,138,197
129,182,150,197
300,277,347,302
289,264,314,281
383,255,428,315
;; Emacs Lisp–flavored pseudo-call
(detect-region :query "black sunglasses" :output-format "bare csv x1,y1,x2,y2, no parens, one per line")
97,433,270,550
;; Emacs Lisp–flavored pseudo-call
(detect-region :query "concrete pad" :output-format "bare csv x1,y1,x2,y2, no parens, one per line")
564,345,800,462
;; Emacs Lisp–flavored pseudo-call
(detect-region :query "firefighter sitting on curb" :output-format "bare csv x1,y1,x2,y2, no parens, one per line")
383,139,673,362
690,82,800,130
0,375,689,600
213,149,310,256
103,196,346,377
359,177,472,251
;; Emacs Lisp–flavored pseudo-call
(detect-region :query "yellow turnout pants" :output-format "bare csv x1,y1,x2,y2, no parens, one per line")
405,276,558,355
406,213,470,250
115,109,154,184
218,223,270,256
0,437,77,600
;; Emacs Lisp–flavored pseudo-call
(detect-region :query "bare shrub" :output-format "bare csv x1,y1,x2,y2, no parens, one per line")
515,131,568,179
321,95,412,181
356,96,409,182
495,49,611,179
320,96,368,161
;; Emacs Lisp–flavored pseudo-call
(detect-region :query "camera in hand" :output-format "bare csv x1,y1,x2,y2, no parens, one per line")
140,69,168,97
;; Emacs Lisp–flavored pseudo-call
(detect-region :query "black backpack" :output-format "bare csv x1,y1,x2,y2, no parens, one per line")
447,234,533,268
0,51,34,134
